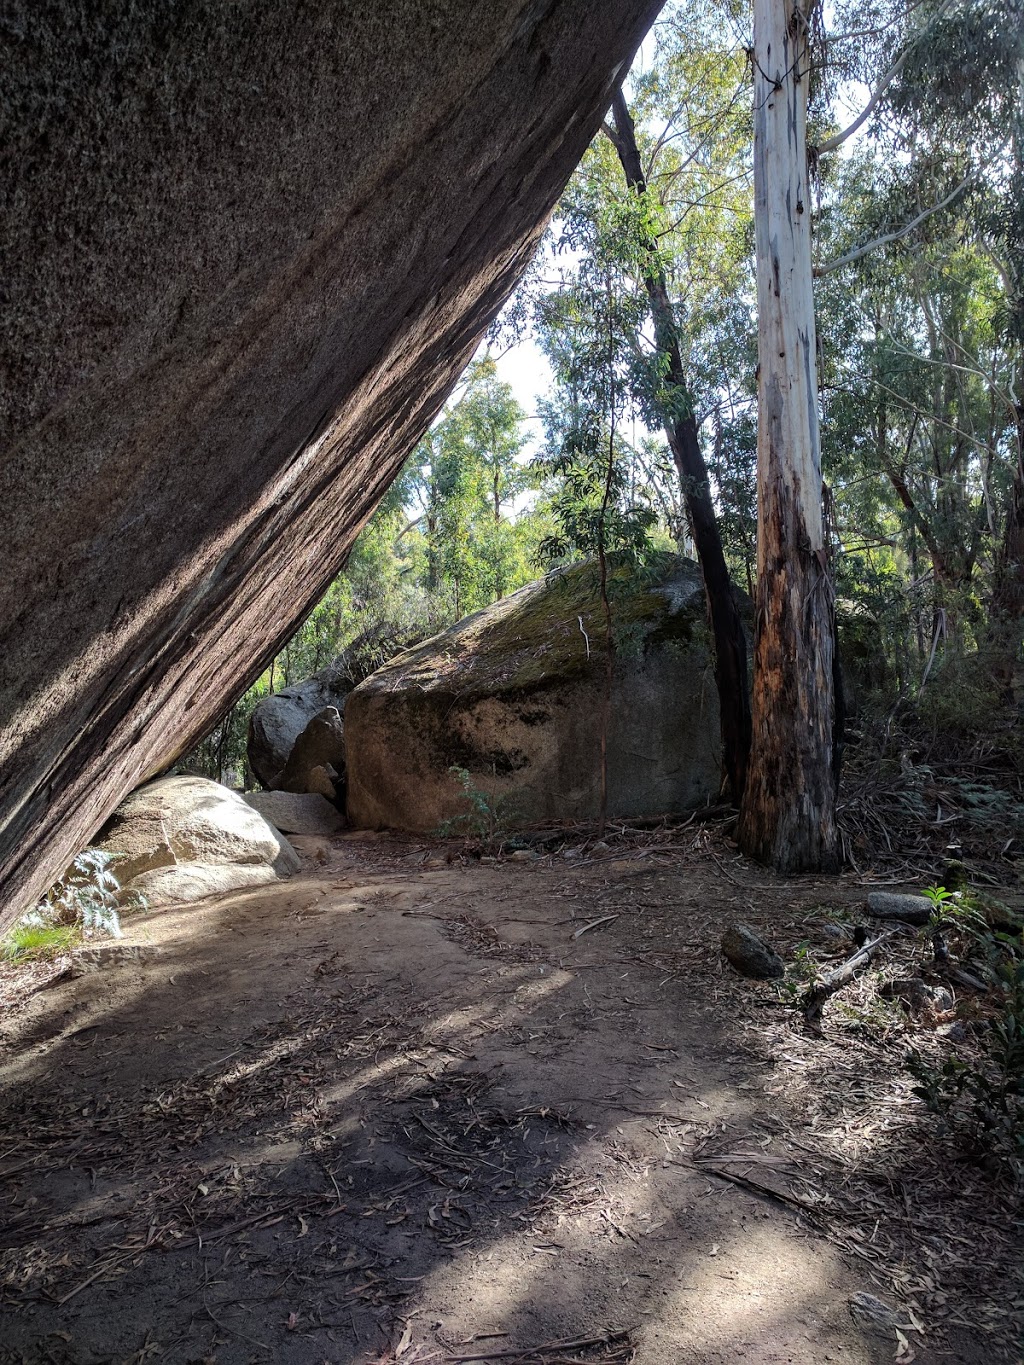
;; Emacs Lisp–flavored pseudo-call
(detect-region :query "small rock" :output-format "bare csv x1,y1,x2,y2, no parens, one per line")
937,1020,968,1043
289,835,332,864
591,841,610,854
479,855,498,866
881,977,954,1016
721,923,785,980
866,891,933,925
304,764,337,801
849,1291,908,1333
509,849,539,863
71,944,161,975
562,847,582,860
815,921,849,943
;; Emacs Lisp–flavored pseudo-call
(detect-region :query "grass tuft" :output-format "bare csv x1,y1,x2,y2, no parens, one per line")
2,923,81,963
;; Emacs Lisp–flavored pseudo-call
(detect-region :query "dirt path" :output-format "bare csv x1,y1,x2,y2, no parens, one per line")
0,832,1017,1364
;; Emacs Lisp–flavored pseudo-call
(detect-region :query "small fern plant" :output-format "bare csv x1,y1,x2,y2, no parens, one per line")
39,849,127,939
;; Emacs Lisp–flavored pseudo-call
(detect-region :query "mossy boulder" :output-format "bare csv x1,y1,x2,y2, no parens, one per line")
345,555,742,833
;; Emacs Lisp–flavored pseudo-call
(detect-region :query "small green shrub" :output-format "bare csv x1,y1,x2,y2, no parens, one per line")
40,849,126,938
907,929,1024,1183
437,766,521,848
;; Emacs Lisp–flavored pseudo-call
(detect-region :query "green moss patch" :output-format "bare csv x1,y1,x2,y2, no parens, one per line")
360,553,709,700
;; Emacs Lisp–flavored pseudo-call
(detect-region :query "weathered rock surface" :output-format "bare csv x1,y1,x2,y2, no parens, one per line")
866,891,934,925
0,1,659,929
248,678,351,791
303,765,341,802
99,776,299,908
345,556,745,832
70,944,163,975
720,923,786,980
278,709,346,798
244,791,345,837
247,628,430,789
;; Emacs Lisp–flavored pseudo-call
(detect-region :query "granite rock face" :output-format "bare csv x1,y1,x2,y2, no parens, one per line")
0,0,660,927
243,791,345,838
250,694,348,793
345,556,740,832
99,776,299,908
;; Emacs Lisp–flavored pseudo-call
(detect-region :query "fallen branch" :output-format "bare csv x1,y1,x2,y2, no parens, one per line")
446,1332,631,1363
803,932,895,1023
683,1159,823,1220
572,915,619,939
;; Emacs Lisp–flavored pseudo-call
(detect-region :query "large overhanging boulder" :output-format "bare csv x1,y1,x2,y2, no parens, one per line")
0,0,660,927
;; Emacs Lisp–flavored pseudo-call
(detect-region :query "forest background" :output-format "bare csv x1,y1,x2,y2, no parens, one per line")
189,0,1023,828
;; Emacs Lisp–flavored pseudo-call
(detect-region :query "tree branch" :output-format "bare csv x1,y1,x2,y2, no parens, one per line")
813,0,956,155
600,119,623,155
813,176,972,277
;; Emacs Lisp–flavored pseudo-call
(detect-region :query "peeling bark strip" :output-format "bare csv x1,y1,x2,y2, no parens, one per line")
737,0,838,872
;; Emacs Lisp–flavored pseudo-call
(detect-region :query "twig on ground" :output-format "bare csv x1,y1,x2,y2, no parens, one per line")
803,932,895,1024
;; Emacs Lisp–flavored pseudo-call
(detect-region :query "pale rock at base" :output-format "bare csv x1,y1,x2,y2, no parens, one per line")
244,790,345,837
100,776,298,908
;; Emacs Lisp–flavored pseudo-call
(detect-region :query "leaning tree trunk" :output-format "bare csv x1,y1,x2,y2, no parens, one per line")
737,0,839,872
608,90,752,801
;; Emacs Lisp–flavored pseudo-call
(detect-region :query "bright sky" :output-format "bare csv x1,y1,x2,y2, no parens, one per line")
481,25,662,454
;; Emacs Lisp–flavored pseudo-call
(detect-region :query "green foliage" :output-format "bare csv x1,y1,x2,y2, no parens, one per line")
775,940,823,1005
536,416,658,569
921,884,957,914
8,849,143,956
411,357,539,615
436,767,521,849
38,849,127,938
2,922,80,963
907,900,1024,1182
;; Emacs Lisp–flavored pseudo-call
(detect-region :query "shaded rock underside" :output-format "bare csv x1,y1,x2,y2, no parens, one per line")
0,0,661,926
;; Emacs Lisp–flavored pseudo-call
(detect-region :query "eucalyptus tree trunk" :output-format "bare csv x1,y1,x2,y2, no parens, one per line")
608,91,751,801
737,0,839,872
988,54,1024,698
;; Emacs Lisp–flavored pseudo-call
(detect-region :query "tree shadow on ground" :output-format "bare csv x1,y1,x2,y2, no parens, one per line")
0,852,996,1363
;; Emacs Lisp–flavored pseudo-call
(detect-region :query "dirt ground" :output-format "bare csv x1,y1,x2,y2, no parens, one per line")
1,828,1020,1365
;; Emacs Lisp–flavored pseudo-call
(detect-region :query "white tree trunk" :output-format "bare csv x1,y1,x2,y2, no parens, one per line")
738,0,839,872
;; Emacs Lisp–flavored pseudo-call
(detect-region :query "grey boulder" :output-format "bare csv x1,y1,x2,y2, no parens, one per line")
721,923,785,980
248,678,350,790
866,892,934,925
278,707,346,797
243,791,345,837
